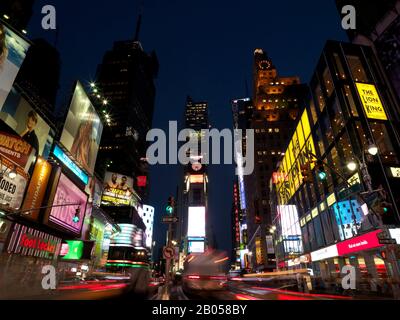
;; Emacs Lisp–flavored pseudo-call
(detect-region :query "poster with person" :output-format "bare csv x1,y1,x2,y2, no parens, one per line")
59,81,103,175
0,87,53,158
101,172,136,206
0,23,30,110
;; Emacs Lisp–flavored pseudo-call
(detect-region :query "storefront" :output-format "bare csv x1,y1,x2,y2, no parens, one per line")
309,229,399,295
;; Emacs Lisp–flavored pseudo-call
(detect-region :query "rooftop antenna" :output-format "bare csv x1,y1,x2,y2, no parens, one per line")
134,0,145,42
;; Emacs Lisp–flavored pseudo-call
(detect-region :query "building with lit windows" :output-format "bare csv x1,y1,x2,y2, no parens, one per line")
176,97,209,262
246,49,309,271
270,41,400,296
335,0,400,101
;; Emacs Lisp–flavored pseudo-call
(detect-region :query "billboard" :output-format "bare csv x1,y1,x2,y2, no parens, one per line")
0,159,28,210
188,241,205,254
0,87,53,158
20,157,52,221
356,83,388,121
59,81,103,175
0,130,35,172
45,172,88,235
277,205,303,254
276,110,316,205
188,206,206,238
102,171,137,207
0,23,30,110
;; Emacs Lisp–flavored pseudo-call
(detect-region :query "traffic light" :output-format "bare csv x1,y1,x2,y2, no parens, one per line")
72,207,80,223
300,162,313,183
317,160,327,181
166,196,175,215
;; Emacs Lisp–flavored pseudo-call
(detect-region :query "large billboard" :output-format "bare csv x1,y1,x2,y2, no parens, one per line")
188,207,206,238
59,81,103,175
276,110,316,205
277,205,303,254
355,83,388,121
101,172,138,207
0,23,30,110
0,87,54,158
45,172,88,235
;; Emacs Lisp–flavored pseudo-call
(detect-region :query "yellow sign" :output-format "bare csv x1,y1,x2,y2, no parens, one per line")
356,83,388,120
276,110,316,205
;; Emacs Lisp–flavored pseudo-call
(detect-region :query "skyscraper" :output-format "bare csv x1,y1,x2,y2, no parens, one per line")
94,37,159,202
246,49,309,271
176,97,209,264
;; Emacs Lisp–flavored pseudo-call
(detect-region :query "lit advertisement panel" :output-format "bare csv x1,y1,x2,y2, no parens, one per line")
1,87,53,158
311,245,338,262
102,171,138,207
277,205,303,254
189,175,204,184
53,144,89,185
187,207,205,238
276,110,316,205
336,230,383,256
333,200,364,241
0,23,30,109
60,240,84,260
46,173,88,235
59,81,103,175
355,83,388,121
188,241,204,254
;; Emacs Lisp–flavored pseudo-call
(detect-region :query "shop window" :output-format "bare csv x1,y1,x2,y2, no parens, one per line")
347,55,370,83
323,68,334,97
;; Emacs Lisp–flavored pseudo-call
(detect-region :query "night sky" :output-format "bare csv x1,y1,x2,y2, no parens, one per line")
27,0,347,259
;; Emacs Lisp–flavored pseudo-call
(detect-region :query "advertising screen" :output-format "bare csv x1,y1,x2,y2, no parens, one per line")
0,87,53,158
47,173,88,235
188,241,204,254
59,81,103,175
0,23,30,110
20,157,52,221
102,171,137,207
0,160,28,210
187,207,206,238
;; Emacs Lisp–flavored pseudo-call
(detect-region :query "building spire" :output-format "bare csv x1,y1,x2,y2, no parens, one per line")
134,1,145,42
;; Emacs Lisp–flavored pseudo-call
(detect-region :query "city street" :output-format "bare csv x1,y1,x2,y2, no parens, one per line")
0,0,400,304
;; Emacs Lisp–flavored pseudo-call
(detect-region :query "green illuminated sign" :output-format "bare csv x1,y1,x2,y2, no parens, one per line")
62,241,84,260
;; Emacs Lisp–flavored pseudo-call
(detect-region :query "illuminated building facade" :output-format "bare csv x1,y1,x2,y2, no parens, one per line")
247,49,309,271
176,97,209,261
335,0,400,101
270,41,400,291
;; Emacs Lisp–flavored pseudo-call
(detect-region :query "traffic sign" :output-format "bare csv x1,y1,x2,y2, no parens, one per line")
163,246,175,259
379,239,397,245
162,216,179,224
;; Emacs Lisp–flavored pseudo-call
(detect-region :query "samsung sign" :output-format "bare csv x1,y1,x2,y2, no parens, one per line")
53,145,89,185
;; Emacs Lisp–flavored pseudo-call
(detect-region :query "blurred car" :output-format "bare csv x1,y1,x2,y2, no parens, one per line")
182,251,229,291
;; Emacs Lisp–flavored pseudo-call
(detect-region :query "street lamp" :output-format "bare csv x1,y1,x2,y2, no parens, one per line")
368,142,378,156
347,161,357,172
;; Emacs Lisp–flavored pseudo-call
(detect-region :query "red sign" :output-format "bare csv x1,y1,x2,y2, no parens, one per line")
137,176,147,187
19,233,57,254
337,230,384,256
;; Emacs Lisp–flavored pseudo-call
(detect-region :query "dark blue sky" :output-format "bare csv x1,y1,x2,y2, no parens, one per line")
28,0,347,258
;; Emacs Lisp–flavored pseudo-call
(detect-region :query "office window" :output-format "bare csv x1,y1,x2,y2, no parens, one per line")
323,68,334,97
347,55,370,83
370,122,398,164
344,85,359,117
315,85,326,112
333,53,347,80
330,97,345,136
